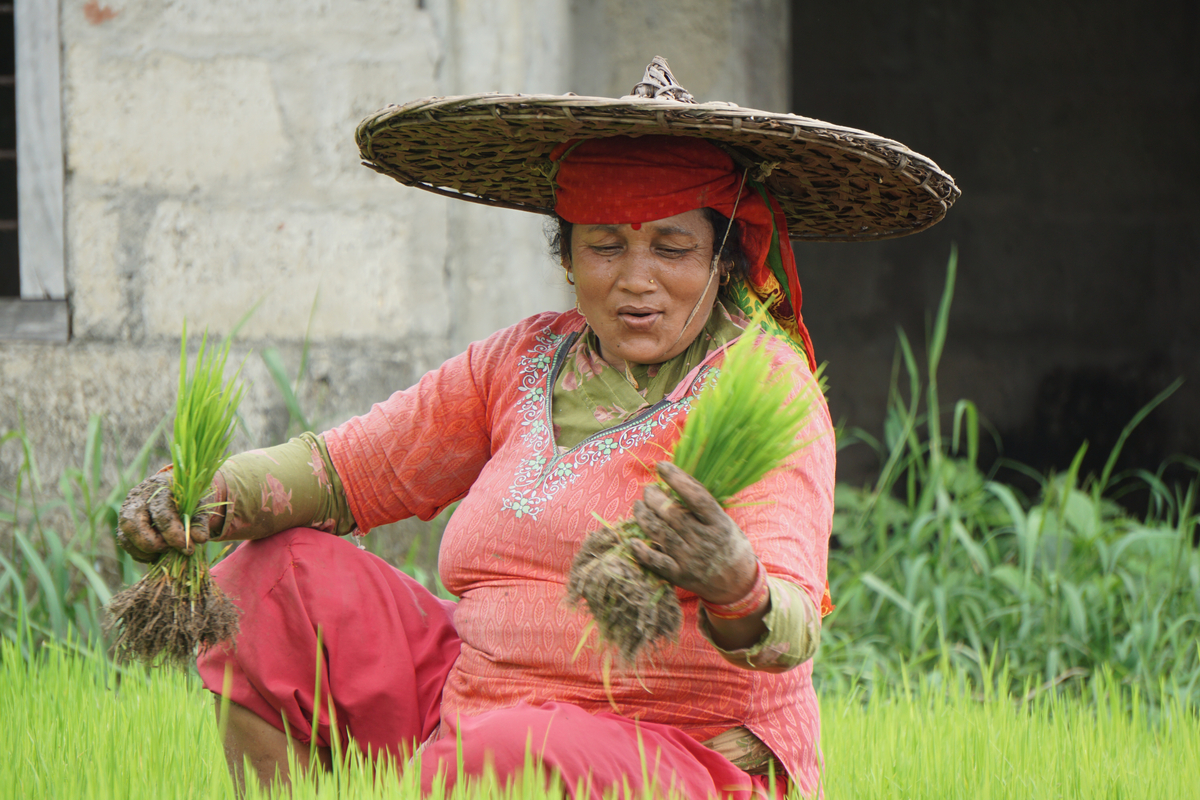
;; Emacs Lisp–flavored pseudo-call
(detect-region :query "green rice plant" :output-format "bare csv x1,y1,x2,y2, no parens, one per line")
818,667,1200,799
0,637,659,800
5,636,1195,799
0,636,227,800
569,317,820,665
106,323,247,667
817,248,1200,704
261,290,321,438
671,318,817,504
0,412,161,658
169,324,247,542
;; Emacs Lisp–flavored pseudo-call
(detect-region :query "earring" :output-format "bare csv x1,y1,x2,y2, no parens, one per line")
564,266,575,286
720,271,731,286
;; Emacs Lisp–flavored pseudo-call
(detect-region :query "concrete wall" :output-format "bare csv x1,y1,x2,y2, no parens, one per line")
2,0,791,564
789,0,1200,485
1,0,572,556
571,0,789,112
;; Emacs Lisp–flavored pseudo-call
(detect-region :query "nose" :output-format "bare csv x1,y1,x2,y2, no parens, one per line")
612,246,658,294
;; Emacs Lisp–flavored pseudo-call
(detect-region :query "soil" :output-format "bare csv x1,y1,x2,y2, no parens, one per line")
105,568,239,668
566,520,681,666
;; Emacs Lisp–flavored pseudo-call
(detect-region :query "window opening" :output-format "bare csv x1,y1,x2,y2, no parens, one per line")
0,4,16,298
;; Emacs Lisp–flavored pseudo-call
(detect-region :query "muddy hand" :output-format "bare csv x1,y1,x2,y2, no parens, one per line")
630,462,759,605
116,471,222,561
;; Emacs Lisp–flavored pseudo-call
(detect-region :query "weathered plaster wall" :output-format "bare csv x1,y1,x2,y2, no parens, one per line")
2,0,790,564
571,0,789,111
2,0,572,553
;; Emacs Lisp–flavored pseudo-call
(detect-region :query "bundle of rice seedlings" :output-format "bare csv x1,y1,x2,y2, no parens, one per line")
107,324,245,667
567,521,683,666
567,320,818,666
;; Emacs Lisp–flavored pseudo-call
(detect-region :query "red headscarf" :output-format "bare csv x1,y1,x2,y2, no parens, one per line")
550,135,816,372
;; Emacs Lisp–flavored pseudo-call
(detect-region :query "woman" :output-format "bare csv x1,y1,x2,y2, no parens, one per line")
117,59,958,798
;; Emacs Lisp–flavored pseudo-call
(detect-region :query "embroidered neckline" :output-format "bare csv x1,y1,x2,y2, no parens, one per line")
500,326,716,522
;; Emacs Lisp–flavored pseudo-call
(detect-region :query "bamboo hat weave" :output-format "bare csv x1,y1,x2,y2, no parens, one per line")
356,57,960,242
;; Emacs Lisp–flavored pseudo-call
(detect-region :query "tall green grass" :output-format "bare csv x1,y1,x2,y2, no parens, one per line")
0,414,159,658
818,249,1200,703
260,291,321,439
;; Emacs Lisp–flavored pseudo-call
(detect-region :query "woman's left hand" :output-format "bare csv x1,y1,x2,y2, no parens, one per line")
629,462,759,605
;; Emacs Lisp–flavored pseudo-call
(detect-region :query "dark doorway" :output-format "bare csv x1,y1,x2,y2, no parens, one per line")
789,0,1200,488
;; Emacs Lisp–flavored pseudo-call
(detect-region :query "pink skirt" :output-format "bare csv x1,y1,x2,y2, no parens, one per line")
198,528,785,799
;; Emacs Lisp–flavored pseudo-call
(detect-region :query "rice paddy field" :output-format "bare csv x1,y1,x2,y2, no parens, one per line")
2,638,1196,800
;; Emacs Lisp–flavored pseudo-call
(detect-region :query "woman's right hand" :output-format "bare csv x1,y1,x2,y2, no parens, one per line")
116,471,225,562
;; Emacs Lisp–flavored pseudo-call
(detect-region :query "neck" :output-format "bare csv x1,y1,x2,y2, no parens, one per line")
595,344,636,377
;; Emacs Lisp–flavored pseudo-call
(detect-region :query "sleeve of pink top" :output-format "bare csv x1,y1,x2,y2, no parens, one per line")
322,320,533,533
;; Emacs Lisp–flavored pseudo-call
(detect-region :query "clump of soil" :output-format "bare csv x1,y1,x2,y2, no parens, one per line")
106,561,239,668
567,520,681,666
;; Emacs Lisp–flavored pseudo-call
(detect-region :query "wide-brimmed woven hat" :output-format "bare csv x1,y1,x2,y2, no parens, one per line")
356,57,959,242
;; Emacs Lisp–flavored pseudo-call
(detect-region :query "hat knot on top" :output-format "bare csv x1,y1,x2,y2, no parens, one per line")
627,56,696,104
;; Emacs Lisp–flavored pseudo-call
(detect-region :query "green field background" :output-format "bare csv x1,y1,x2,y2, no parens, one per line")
3,640,1196,800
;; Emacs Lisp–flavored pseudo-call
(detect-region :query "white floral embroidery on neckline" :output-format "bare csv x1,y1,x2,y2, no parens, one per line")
500,327,709,522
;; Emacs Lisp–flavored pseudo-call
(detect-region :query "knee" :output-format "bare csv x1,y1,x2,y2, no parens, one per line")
204,528,357,647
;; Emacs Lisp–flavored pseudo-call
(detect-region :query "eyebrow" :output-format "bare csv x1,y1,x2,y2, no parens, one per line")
647,224,696,237
579,223,699,237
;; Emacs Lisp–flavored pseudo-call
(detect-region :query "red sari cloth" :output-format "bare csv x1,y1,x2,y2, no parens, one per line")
199,528,783,799
199,310,834,796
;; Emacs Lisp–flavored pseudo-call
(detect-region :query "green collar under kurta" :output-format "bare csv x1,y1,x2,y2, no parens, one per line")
551,300,748,450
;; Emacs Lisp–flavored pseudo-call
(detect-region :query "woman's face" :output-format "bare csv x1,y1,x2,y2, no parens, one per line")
566,209,719,367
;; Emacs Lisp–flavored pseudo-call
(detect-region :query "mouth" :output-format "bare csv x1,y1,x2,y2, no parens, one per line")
616,307,663,330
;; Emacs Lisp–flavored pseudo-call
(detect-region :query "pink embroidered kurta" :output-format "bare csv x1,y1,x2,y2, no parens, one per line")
324,310,835,792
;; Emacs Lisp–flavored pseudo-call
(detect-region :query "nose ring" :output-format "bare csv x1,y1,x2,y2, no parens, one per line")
649,279,656,285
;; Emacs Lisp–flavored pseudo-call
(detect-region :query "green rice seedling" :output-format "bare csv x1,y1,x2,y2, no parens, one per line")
817,668,1200,800
106,323,246,667
818,250,1200,703
568,315,819,666
6,636,1196,800
1,412,160,657
671,323,817,504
